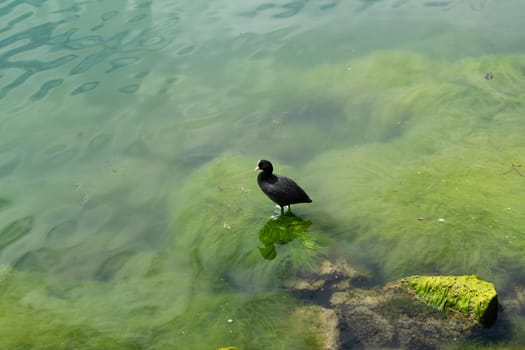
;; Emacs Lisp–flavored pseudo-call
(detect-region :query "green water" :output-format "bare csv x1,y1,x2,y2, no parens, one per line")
1,0,525,349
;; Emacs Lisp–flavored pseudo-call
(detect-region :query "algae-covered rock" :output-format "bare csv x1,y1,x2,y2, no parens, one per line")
404,275,498,327
289,258,503,349
331,275,483,349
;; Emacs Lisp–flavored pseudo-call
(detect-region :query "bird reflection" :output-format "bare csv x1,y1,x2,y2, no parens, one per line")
258,212,314,260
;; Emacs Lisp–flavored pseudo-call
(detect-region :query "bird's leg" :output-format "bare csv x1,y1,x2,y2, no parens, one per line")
287,205,291,213
280,206,284,215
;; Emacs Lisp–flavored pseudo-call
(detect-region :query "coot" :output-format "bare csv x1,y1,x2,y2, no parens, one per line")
256,159,312,214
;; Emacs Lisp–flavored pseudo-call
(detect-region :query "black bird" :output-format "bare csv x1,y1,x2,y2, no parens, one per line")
255,159,312,214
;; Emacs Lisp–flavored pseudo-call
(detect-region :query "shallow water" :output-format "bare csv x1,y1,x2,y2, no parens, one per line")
1,0,525,349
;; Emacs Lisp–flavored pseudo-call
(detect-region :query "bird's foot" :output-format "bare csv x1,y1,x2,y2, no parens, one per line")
273,205,290,217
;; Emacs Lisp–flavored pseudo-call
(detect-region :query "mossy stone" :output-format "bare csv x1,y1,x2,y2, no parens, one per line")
404,275,498,327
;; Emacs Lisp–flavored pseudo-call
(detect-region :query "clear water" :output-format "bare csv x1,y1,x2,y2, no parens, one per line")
1,0,525,349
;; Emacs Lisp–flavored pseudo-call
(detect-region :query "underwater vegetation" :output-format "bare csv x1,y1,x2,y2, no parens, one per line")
0,154,323,350
0,266,324,350
297,51,525,289
170,154,327,289
1,48,525,348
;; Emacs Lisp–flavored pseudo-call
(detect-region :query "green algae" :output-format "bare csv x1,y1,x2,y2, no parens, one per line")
289,51,525,148
299,51,525,288
150,291,318,350
405,275,498,326
170,154,326,288
0,266,322,350
0,154,327,349
1,45,524,349
0,268,140,349
306,138,525,285
0,2,523,348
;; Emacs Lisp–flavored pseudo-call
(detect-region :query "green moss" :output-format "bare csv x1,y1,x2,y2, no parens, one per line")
405,275,497,326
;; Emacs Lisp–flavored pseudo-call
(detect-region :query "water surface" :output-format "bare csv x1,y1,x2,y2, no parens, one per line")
1,0,525,348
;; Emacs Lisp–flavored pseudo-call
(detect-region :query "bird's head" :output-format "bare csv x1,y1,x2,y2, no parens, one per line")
255,159,273,173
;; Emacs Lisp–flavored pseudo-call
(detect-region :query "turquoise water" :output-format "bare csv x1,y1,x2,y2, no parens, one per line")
1,0,525,349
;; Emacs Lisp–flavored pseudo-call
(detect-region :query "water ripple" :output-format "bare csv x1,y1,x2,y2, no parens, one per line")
87,133,112,153
0,152,19,176
101,10,119,22
128,13,148,23
0,22,57,60
177,45,195,55
65,35,102,50
272,1,305,18
51,5,82,14
70,81,99,96
0,11,32,34
14,247,61,272
30,78,64,101
0,216,34,251
119,83,140,94
0,1,175,100
70,47,115,75
0,0,44,17
95,250,137,281
106,57,141,73
40,144,79,168
0,54,77,99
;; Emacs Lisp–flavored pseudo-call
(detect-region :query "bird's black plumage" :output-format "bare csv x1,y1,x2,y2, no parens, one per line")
256,160,312,213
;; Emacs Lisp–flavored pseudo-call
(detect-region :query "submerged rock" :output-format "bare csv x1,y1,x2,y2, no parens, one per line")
289,260,500,349
290,306,340,350
287,259,370,305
